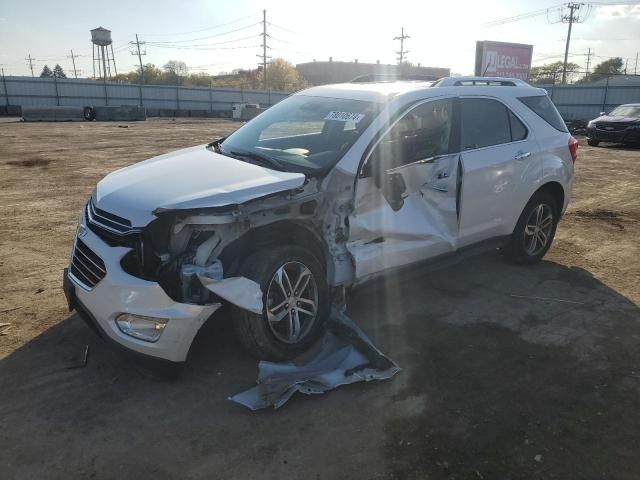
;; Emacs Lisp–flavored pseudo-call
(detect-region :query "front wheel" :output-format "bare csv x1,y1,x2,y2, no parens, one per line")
587,138,600,147
232,245,329,361
503,191,558,264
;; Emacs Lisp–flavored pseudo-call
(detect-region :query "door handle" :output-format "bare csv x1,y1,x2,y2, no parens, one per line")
514,151,531,161
436,171,449,179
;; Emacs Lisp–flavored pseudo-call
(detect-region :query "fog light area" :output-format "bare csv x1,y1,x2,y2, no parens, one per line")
115,313,168,343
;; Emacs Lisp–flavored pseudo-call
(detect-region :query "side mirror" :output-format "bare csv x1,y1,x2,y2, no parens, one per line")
600,111,606,116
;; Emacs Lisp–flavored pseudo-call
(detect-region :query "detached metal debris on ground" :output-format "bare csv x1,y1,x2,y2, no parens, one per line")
231,308,401,410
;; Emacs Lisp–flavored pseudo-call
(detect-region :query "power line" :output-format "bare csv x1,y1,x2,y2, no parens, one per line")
146,34,260,48
483,4,565,26
266,21,298,35
146,22,261,45
394,27,409,65
141,13,261,37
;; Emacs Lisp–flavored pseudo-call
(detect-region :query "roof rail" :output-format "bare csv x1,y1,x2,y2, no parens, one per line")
350,74,439,83
432,76,531,87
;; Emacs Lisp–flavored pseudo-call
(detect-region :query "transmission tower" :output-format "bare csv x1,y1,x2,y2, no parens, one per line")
394,27,410,65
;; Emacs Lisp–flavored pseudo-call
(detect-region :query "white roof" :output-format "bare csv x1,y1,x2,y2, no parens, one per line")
296,77,545,104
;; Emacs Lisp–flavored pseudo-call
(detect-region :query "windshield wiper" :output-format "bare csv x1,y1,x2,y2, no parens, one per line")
228,149,286,171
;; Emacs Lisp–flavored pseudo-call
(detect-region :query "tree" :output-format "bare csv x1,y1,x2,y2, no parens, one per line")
40,65,53,78
529,61,580,84
52,64,66,79
592,57,624,78
264,58,308,91
163,60,188,85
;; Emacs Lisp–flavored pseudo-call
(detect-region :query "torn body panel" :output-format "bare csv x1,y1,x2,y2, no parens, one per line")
346,154,460,284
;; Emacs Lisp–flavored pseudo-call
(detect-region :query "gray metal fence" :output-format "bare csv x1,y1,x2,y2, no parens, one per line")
537,80,640,120
0,76,290,113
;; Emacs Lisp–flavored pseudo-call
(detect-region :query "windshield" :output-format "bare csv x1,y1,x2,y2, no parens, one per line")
220,94,380,175
608,105,640,118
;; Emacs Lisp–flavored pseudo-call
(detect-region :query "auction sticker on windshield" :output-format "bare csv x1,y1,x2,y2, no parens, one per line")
325,111,365,123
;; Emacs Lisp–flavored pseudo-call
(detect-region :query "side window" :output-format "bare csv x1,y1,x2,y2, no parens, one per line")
509,110,528,141
461,98,511,150
370,98,454,170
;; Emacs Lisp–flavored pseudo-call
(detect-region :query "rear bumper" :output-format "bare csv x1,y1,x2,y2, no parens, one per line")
64,226,221,362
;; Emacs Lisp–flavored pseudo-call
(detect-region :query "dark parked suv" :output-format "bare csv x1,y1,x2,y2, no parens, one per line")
586,103,640,147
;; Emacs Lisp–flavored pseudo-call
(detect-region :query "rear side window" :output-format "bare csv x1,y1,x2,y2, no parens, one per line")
461,98,511,150
509,111,528,141
518,95,568,132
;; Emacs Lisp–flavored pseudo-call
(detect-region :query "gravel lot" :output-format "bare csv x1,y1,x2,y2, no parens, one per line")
1,118,639,479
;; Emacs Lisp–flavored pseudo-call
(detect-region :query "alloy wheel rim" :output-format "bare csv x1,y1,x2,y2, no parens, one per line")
524,204,554,256
265,261,318,344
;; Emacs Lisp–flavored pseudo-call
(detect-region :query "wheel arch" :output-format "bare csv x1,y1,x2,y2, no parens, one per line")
219,219,328,277
534,181,565,215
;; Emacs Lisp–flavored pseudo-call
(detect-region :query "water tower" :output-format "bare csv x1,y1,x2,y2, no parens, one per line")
91,27,118,80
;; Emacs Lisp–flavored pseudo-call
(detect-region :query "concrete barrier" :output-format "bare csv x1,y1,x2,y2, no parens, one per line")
240,107,266,121
93,105,146,121
22,106,85,122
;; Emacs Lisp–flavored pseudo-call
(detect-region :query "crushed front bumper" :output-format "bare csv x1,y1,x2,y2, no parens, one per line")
64,226,220,363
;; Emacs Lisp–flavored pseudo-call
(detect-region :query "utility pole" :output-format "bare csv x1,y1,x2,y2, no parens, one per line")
68,50,78,79
25,54,35,77
634,52,639,75
561,2,584,84
394,27,410,65
130,34,146,84
130,34,146,107
258,9,269,89
585,47,592,78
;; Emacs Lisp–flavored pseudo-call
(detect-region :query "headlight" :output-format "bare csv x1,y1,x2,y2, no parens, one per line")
587,120,595,127
115,313,168,342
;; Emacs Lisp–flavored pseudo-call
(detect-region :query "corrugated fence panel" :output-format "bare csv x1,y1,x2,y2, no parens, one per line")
539,82,640,120
1,76,292,112
3,76,636,120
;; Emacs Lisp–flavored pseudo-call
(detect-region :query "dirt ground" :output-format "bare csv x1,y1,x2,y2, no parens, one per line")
1,118,639,480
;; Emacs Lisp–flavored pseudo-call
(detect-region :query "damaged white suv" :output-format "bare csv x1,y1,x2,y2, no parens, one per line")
63,77,576,367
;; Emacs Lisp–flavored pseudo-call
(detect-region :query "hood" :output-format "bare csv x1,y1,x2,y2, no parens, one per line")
593,115,640,124
94,145,306,226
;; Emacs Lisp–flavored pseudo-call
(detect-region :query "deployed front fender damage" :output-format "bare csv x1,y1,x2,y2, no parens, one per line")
155,171,400,409
197,274,262,314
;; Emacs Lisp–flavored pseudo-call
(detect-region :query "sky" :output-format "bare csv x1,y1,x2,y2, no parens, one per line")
1,0,639,78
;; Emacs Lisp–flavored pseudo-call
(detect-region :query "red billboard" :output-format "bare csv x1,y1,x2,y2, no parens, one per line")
475,41,534,80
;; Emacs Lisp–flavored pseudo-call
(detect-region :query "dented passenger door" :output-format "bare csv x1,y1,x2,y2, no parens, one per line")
348,97,461,281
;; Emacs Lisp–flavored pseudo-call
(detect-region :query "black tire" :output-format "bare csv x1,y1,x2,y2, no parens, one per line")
587,138,600,147
232,245,329,361
503,191,558,265
83,106,96,121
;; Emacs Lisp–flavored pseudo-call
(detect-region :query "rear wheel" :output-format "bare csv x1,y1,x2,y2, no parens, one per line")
503,191,558,264
232,245,329,361
587,138,600,147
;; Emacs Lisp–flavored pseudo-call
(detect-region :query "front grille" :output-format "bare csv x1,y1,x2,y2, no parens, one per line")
87,200,135,234
596,123,629,132
70,238,106,289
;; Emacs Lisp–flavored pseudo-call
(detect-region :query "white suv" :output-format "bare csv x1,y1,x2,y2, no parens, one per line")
63,77,577,367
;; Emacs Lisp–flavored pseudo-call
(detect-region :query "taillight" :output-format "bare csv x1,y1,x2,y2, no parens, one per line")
568,136,578,164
